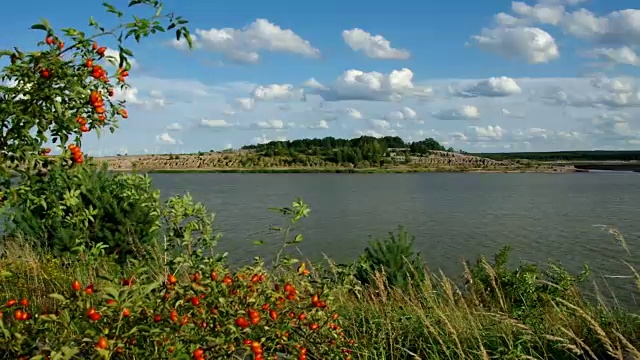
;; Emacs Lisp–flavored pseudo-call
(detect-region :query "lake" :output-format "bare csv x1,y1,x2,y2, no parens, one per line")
150,172,640,302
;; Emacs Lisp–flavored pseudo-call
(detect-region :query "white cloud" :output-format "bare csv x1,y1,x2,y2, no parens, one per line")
172,19,321,63
308,120,330,129
345,108,363,119
466,125,506,142
587,46,640,66
235,97,255,111
303,78,328,90
502,108,526,119
311,68,419,101
222,109,236,116
156,132,178,145
369,119,392,129
433,105,481,120
386,107,417,121
562,9,640,46
104,48,138,69
251,134,288,144
199,119,234,128
252,119,285,129
165,122,182,131
470,26,559,64
252,84,304,101
460,76,522,97
342,28,410,60
513,2,564,25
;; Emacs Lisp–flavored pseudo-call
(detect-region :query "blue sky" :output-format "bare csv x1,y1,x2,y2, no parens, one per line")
3,0,640,155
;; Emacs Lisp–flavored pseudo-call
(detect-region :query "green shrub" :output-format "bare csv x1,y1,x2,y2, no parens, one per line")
6,163,160,264
464,244,591,324
353,226,426,289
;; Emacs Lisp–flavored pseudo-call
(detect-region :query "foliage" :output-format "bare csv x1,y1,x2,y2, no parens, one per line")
464,244,591,324
473,150,640,162
241,136,448,166
0,0,191,207
353,226,426,289
6,163,160,263
0,262,354,359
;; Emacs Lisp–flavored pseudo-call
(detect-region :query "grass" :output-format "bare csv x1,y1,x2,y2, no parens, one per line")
2,233,640,359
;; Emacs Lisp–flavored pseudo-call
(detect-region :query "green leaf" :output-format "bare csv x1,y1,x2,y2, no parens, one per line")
48,293,66,302
253,240,264,245
167,23,176,30
293,233,303,243
30,24,48,31
119,47,133,57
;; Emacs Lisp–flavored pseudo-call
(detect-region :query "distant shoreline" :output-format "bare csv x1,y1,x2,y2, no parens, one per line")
108,166,580,174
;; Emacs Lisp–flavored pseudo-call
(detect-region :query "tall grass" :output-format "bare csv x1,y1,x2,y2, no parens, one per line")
1,227,639,359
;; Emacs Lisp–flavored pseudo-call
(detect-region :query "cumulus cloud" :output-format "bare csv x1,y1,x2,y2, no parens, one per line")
113,87,166,109
165,122,182,131
459,76,522,97
562,9,640,46
199,119,234,128
308,120,330,129
466,125,506,141
385,107,417,121
342,28,410,60
251,119,286,130
587,46,640,66
235,97,255,111
170,19,320,63
495,2,564,27
345,108,363,119
251,134,288,144
310,68,419,101
502,108,526,119
156,132,178,145
470,26,559,64
252,84,304,101
303,78,328,90
433,105,481,120
369,119,392,130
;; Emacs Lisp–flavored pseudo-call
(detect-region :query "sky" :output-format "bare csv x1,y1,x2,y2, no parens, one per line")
2,0,640,155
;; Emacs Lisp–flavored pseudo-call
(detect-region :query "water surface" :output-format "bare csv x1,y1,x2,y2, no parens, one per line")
150,172,640,301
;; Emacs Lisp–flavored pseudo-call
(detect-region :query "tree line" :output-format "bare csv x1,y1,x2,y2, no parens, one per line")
241,136,453,165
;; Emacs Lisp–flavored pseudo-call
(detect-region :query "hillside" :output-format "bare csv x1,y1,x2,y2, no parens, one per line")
100,136,573,173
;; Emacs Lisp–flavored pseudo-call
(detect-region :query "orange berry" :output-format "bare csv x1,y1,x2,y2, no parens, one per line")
85,58,93,68
167,274,177,285
96,337,108,349
92,42,98,50
97,46,106,56
71,280,81,291
40,68,51,78
45,36,53,45
58,41,64,50
19,298,28,307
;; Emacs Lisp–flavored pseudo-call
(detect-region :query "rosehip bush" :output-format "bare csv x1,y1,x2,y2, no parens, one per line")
0,0,191,210
0,264,354,359
0,0,192,261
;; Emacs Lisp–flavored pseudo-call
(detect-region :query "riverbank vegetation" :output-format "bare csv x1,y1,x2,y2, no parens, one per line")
104,137,549,173
0,2,639,359
473,150,640,162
